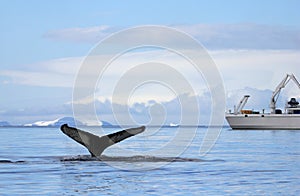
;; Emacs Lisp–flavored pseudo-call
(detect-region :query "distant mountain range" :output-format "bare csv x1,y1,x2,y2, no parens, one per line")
0,121,11,127
0,117,178,127
0,117,113,127
24,117,84,127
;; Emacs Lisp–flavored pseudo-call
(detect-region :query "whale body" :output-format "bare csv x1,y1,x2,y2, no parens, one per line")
60,124,145,157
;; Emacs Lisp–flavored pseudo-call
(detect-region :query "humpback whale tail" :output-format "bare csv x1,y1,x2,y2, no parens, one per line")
60,124,145,157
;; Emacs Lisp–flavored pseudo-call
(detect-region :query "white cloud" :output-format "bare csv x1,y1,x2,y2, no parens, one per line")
0,56,83,87
2,85,297,126
35,56,84,75
71,93,206,126
44,23,300,49
177,23,300,49
210,49,300,91
0,70,73,87
68,86,300,126
44,25,114,43
1,49,300,93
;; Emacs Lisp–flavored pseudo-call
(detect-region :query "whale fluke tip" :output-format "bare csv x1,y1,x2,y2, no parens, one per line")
60,123,67,129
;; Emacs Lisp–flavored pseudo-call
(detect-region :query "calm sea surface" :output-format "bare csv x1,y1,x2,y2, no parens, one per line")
0,126,299,195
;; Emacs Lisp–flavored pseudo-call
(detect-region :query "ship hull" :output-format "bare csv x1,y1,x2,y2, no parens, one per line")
226,114,300,130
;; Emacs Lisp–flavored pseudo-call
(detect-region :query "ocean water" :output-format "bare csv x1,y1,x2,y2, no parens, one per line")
0,126,299,195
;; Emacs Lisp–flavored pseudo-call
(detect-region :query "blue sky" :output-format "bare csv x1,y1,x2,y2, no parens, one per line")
0,0,300,124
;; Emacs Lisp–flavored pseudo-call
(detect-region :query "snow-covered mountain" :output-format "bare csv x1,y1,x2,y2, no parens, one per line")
24,117,84,127
23,117,113,127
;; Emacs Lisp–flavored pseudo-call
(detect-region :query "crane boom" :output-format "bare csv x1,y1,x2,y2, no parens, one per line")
234,95,250,114
270,74,300,114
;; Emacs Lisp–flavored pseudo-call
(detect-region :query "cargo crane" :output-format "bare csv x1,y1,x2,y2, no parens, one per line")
270,74,300,114
234,95,250,114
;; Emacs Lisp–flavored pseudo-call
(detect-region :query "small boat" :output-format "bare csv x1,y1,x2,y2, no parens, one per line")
226,74,300,130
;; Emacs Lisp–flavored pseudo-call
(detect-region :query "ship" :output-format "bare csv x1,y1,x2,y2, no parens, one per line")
226,74,300,130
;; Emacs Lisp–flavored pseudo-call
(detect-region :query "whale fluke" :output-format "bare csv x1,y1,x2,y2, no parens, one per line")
60,124,145,157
